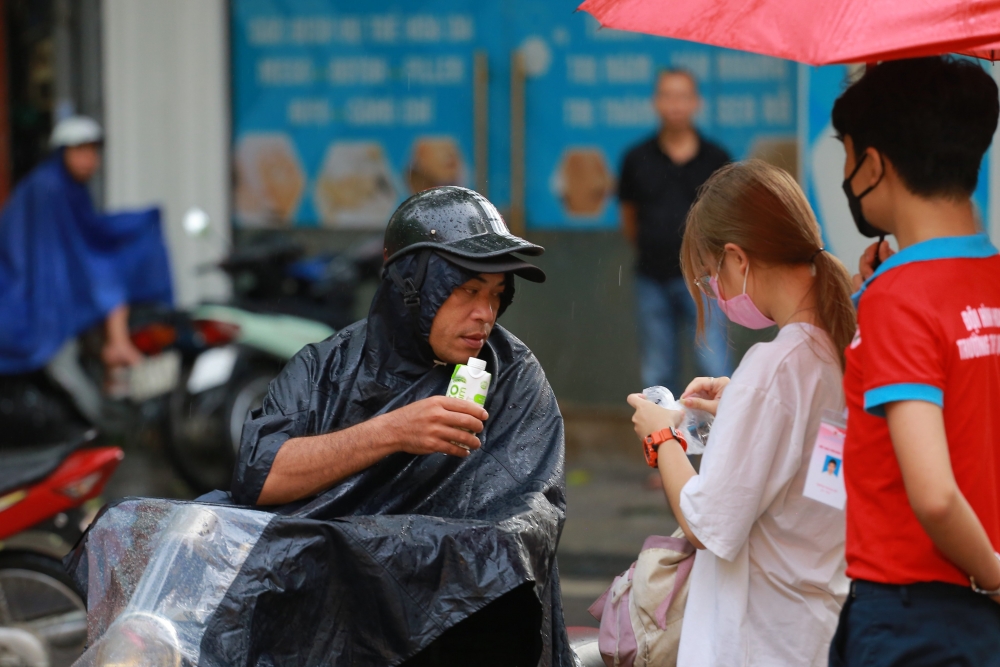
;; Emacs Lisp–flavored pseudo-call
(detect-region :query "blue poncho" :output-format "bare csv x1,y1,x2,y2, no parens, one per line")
0,153,173,374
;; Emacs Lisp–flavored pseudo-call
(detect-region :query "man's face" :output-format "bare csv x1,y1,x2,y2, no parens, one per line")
428,272,505,364
63,143,102,182
653,73,699,131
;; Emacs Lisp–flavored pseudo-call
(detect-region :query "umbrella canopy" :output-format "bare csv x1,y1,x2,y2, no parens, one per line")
578,0,1000,64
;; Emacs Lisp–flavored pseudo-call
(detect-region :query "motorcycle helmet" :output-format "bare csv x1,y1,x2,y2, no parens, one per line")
383,186,545,283
50,116,104,148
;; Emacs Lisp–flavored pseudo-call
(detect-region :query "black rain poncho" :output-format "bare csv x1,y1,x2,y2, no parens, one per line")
67,252,573,666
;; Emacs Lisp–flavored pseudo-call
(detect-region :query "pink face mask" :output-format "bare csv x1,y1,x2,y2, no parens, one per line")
708,265,776,330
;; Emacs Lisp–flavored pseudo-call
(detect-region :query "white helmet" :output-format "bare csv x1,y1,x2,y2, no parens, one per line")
50,116,103,148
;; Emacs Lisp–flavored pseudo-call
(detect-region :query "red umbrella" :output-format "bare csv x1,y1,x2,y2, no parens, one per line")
578,0,1000,64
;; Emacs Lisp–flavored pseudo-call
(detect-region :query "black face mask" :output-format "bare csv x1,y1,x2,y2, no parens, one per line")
842,152,886,239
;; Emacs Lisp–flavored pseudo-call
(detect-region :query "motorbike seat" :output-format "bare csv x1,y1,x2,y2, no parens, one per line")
0,429,97,496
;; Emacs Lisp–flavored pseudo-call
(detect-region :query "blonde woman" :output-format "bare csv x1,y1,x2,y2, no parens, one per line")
628,160,856,666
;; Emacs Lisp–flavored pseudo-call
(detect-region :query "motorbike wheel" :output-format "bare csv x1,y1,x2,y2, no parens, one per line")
0,551,87,667
227,374,273,457
167,364,276,495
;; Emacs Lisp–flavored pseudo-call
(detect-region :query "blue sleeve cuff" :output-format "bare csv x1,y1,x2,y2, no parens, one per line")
864,383,944,417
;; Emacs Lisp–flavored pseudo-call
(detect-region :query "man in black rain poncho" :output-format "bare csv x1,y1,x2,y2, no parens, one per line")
68,186,572,666
71,187,571,666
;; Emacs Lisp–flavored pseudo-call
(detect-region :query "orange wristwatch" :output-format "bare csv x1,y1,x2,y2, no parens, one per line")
643,427,687,468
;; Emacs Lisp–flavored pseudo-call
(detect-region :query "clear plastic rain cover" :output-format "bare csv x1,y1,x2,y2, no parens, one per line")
70,499,271,667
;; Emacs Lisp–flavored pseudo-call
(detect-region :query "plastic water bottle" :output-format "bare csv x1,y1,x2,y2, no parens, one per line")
642,385,712,455
642,385,677,409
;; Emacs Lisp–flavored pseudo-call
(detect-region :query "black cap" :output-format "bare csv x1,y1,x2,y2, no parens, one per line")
438,251,546,283
383,186,544,264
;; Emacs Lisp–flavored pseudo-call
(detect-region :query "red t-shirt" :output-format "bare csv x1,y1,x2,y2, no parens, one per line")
844,234,1000,586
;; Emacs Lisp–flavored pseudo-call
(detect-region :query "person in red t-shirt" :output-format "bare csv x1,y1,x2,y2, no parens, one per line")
828,57,1000,666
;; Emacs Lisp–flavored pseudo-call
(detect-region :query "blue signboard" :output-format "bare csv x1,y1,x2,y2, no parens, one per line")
232,0,491,229
232,1,797,230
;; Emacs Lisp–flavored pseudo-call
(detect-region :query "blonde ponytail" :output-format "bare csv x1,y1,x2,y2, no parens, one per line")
811,250,856,369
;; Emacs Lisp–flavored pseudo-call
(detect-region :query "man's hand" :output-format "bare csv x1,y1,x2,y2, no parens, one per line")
383,396,487,458
627,393,683,441
852,239,894,291
680,376,730,416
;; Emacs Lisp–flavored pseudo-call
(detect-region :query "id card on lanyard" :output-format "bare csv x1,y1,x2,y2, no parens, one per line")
803,409,847,510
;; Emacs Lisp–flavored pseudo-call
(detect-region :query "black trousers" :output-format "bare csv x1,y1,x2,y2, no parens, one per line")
401,584,543,667
830,579,1000,667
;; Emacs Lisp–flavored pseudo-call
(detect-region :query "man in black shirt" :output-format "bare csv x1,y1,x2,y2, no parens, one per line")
619,69,731,394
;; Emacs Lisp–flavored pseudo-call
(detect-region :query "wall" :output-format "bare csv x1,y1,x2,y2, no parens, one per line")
500,230,641,405
102,0,231,307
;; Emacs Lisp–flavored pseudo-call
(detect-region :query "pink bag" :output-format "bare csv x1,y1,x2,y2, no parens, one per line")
588,531,696,667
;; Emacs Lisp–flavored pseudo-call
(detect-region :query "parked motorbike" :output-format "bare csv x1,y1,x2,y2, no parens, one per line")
0,430,123,667
53,305,217,450
218,235,383,330
165,306,331,493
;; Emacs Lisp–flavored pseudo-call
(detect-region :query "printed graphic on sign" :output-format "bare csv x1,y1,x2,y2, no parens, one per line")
234,133,306,227
405,136,467,193
313,142,398,229
803,418,847,510
551,147,614,218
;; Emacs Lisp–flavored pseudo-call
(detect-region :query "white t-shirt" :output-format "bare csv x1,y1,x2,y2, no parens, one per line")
677,323,849,667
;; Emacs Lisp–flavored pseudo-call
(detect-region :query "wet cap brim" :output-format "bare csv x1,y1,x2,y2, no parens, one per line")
439,252,546,283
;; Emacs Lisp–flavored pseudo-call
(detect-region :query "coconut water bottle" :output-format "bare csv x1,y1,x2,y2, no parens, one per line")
445,357,492,450
447,357,491,406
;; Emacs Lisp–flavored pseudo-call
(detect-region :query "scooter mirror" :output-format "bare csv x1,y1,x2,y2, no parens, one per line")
182,207,210,237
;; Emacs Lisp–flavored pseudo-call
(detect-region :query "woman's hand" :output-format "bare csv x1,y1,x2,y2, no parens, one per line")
680,376,730,416
627,393,683,441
